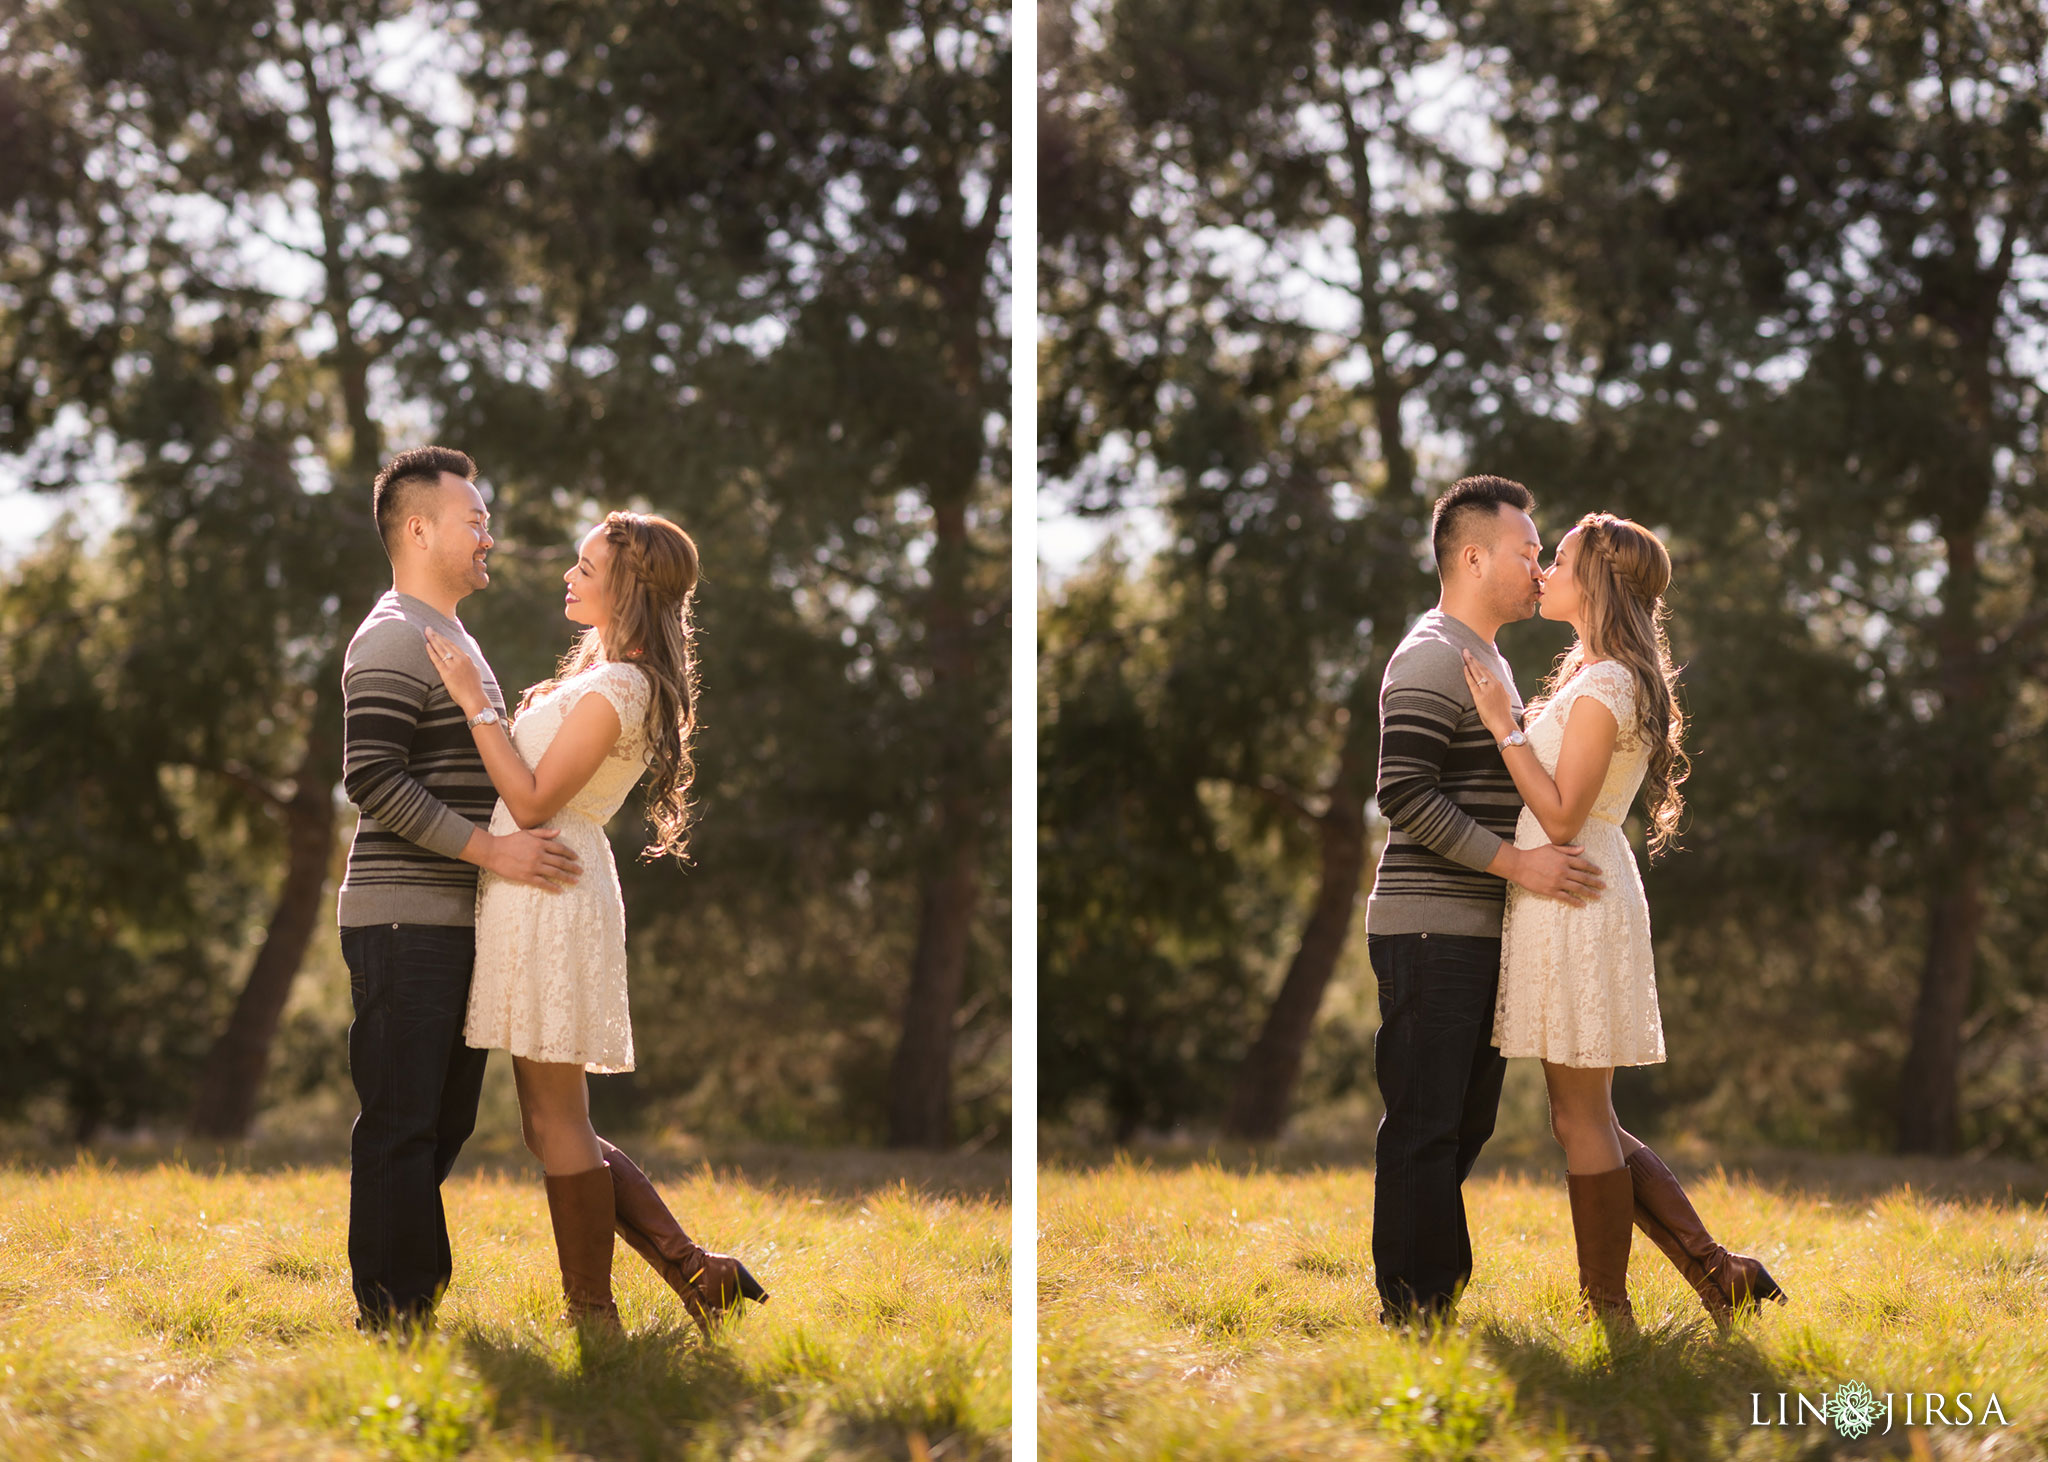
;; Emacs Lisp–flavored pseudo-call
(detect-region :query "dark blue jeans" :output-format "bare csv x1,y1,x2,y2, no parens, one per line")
1369,931,1509,1322
341,922,490,1325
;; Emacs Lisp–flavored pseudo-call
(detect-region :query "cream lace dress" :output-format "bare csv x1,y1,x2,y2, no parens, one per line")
1494,658,1666,1068
465,660,653,1073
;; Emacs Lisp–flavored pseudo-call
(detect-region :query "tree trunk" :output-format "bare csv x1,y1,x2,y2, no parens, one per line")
186,53,384,1141
883,115,995,1149
189,694,341,1138
1896,843,1984,1154
1895,238,2003,1152
1897,509,1992,1154
1224,796,1368,1139
885,480,983,1149
1217,60,1421,1142
886,833,982,1148
1224,736,1373,1140
1218,82,1417,1142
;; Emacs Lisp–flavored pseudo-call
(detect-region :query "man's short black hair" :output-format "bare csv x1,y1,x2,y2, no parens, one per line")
1431,475,1536,571
372,445,478,556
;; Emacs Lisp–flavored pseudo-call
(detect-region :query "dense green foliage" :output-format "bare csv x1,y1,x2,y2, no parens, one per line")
1040,0,2048,1154
0,0,1008,1146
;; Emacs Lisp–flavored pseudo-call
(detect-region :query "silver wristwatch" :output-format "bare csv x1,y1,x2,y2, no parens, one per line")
1499,729,1528,751
467,707,502,729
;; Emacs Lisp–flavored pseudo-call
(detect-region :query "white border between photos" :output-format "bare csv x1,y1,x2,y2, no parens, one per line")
1010,1,1039,1454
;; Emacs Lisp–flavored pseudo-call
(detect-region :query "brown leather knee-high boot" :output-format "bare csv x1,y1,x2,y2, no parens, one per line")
598,1138,768,1337
1626,1145,1786,1325
1565,1166,1636,1328
543,1163,623,1331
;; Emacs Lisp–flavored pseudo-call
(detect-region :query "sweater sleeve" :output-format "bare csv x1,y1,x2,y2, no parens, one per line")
1374,642,1506,873
340,624,480,861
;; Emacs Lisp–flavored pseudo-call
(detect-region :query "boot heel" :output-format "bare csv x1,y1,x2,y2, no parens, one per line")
736,1264,769,1303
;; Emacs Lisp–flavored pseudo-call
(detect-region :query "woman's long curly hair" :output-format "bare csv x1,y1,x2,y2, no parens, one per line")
517,511,701,861
1531,512,1689,859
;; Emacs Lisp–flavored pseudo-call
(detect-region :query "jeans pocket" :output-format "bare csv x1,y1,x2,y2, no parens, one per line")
1413,938,1499,1037
341,928,380,1014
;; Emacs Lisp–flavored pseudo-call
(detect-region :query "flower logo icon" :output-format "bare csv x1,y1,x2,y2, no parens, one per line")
1827,1381,1879,1439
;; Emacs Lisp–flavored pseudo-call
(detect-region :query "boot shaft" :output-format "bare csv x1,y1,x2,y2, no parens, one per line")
1566,1165,1636,1324
544,1163,621,1327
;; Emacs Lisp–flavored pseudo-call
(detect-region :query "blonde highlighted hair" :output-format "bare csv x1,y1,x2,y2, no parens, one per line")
517,511,702,861
1534,512,1689,858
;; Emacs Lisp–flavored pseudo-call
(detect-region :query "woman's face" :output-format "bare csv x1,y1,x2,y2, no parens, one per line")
564,526,616,630
1539,527,1585,623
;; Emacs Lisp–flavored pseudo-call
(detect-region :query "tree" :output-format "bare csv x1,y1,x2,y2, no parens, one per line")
1038,558,1271,1138
1,0,442,1136
1466,0,2048,1154
5,0,1011,1148
0,533,245,1139
1040,0,2048,1158
1042,0,1524,1137
425,0,1012,1148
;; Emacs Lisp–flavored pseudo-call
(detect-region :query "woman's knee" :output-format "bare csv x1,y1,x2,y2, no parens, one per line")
517,1086,562,1135
1549,1105,1593,1148
524,1101,573,1140
1546,1090,1608,1149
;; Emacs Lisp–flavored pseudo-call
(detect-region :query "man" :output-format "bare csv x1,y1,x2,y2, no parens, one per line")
1366,474,1604,1325
337,445,583,1329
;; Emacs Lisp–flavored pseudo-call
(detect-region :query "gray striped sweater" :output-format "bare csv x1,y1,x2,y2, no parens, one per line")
336,590,505,928
1364,608,1525,937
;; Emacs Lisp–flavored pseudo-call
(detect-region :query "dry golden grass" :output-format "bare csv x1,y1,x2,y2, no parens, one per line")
1039,1152,2048,1460
0,1144,1009,1460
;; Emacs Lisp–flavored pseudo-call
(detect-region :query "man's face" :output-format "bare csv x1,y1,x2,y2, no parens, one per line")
415,474,493,597
1476,504,1544,622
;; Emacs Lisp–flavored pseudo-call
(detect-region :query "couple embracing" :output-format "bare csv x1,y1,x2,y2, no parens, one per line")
336,445,767,1334
1367,475,1789,1330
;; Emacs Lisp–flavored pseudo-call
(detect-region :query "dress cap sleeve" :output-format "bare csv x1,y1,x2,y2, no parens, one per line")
581,662,654,758
1573,659,1640,742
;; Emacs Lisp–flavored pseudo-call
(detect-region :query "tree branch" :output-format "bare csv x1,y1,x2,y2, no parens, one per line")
1229,773,1326,825
192,760,292,810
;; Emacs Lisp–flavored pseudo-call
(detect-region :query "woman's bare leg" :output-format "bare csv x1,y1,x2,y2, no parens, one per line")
511,1055,617,1325
1544,1062,1636,1321
1541,1062,1625,1173
512,1056,603,1175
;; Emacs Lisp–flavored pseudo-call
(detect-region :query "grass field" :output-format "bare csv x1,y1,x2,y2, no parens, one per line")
1039,1147,2048,1460
0,1137,1010,1460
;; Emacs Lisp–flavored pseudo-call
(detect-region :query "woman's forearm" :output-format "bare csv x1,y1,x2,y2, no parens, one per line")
469,717,545,825
1500,741,1581,844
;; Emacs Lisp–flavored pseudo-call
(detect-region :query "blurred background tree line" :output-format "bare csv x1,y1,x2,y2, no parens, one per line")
0,0,1009,1149
1039,0,2048,1157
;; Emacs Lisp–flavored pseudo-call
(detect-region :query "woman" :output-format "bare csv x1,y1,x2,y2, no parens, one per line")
1462,511,1785,1329
423,510,768,1334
